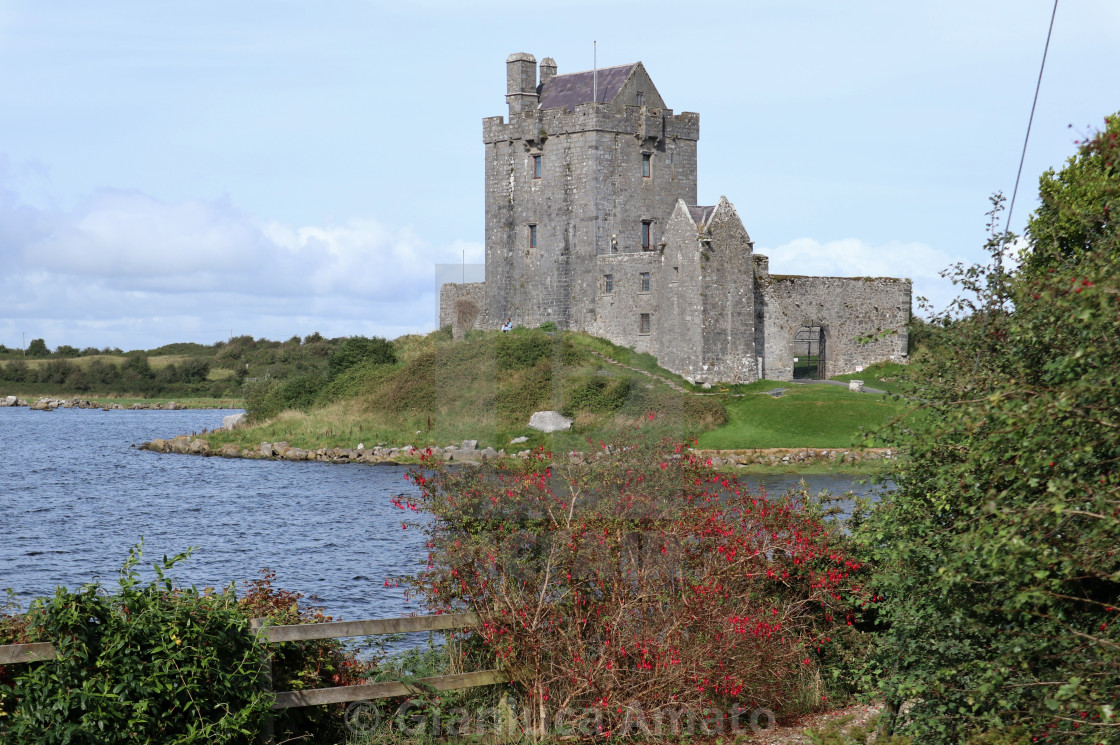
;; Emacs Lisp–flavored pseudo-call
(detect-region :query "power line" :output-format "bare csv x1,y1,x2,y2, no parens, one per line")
973,0,1059,382
1004,0,1060,236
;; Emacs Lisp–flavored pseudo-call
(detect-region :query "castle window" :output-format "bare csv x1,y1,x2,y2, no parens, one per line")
532,155,542,179
529,224,538,248
641,221,652,250
639,272,650,293
604,274,614,294
636,91,644,107
639,313,651,335
642,153,651,178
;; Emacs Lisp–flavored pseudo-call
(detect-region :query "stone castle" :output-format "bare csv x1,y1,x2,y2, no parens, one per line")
440,53,911,383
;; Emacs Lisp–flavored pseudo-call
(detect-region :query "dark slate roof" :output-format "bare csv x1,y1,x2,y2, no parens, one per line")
538,63,636,110
688,205,716,228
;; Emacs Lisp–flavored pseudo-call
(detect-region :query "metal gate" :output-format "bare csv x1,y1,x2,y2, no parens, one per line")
793,325,825,380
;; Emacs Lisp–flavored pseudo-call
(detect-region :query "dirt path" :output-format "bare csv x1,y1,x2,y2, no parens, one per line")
746,702,884,743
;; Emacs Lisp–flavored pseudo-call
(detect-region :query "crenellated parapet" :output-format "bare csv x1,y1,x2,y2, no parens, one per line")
483,106,699,145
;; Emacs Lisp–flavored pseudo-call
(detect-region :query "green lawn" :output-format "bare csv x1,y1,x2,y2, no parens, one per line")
697,384,910,449
828,360,910,395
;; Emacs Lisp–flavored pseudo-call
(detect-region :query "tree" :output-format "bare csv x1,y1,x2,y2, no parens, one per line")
123,354,153,378
26,339,47,357
1024,113,1118,277
325,335,396,379
859,117,1120,743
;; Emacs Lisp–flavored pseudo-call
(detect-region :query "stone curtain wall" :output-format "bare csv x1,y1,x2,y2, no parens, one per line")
760,275,911,381
439,282,487,334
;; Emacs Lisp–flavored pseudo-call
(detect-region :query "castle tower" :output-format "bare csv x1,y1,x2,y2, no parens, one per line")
481,53,700,330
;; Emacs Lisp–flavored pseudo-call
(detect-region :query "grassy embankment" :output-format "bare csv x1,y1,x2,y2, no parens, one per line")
200,329,910,469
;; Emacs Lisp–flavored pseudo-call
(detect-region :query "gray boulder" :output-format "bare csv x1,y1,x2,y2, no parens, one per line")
461,440,478,451
528,410,572,433
222,412,247,430
509,436,529,444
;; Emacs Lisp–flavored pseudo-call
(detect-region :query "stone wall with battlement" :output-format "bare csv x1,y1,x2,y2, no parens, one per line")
758,269,911,381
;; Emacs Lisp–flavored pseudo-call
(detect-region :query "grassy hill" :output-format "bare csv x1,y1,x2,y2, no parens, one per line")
200,328,910,455
2,328,911,452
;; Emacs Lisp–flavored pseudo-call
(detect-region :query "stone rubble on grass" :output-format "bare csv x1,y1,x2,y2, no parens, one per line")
848,379,865,393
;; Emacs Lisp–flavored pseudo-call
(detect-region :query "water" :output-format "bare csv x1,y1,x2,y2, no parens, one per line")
0,407,425,621
0,408,888,620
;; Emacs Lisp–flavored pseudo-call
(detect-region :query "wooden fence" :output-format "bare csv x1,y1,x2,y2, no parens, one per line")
249,610,507,710
1,610,508,715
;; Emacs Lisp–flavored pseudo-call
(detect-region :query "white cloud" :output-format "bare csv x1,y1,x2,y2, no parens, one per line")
759,237,966,316
0,185,483,350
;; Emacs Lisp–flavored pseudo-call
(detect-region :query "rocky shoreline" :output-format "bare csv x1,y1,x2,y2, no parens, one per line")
139,435,898,468
1,395,188,411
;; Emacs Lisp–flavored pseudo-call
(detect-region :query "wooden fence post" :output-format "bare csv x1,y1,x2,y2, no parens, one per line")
250,618,275,744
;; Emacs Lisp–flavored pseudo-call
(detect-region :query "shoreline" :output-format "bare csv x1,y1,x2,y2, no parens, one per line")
139,435,899,472
1,395,240,411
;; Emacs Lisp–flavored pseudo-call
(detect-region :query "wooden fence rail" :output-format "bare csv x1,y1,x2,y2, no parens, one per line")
249,610,507,710
0,610,508,714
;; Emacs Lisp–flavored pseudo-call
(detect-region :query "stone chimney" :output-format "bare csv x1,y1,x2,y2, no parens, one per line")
506,52,538,118
539,57,557,89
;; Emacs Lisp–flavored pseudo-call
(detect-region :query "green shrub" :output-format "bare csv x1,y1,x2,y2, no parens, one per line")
238,571,373,745
561,372,631,415
327,336,397,380
680,393,729,429
3,545,268,744
495,360,553,425
495,328,554,370
859,121,1120,743
537,321,557,331
316,358,399,404
244,373,324,421
0,360,33,383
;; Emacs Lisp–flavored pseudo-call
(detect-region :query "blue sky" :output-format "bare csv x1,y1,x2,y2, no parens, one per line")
1,0,1118,351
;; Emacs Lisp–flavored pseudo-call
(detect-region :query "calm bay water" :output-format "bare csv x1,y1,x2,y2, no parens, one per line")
0,407,887,621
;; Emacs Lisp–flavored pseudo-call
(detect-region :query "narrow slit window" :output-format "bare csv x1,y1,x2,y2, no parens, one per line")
639,313,651,335
640,272,650,293
636,91,644,106
604,274,614,294
642,153,651,178
641,221,652,250
529,224,537,248
532,155,542,179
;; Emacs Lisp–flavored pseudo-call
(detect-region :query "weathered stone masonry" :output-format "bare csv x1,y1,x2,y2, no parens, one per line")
441,53,911,382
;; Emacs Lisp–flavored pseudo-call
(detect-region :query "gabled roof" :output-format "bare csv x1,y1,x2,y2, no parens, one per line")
688,205,716,230
538,63,636,110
